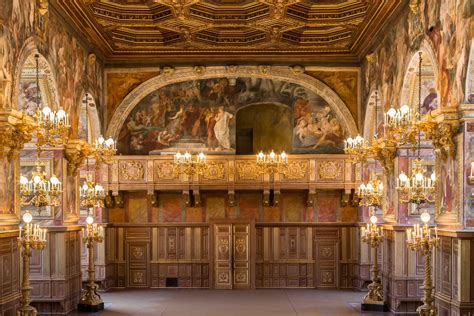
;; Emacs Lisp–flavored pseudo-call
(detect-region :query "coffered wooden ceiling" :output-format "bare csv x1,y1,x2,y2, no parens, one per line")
53,0,405,64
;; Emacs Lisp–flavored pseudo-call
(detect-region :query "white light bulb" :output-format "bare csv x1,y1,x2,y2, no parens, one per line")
378,183,384,190
420,212,431,223
281,152,287,159
258,152,264,158
387,108,397,117
269,151,275,158
98,136,105,144
175,152,182,159
370,215,378,224
184,152,190,159
82,184,88,190
105,138,114,147
57,109,66,119
415,173,424,181
430,173,436,182
20,176,28,185
23,212,33,223
400,104,410,114
50,176,59,185
399,173,408,182
86,216,94,225
367,183,374,190
33,175,41,184
198,152,205,160
42,106,51,116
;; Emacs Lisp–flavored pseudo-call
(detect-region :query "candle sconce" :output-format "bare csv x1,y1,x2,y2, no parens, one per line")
468,162,474,185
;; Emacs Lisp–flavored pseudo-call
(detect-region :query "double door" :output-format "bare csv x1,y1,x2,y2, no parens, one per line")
213,222,253,289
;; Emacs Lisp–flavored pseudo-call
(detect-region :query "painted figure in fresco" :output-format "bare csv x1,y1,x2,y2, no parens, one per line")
118,77,345,155
214,106,233,150
421,88,438,115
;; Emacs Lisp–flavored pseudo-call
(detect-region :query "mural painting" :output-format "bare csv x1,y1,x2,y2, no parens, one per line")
118,77,346,155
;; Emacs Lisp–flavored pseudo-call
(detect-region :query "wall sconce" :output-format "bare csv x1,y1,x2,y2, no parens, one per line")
469,162,474,185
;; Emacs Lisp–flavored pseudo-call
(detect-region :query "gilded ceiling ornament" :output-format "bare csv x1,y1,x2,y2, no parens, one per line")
366,53,376,63
87,53,96,66
225,65,238,74
162,66,175,76
193,65,206,76
258,65,270,74
290,65,305,75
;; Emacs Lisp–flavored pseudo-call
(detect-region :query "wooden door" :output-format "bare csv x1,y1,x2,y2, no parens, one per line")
213,222,252,289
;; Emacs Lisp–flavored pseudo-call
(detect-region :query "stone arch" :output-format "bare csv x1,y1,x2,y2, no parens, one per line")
362,89,382,142
106,66,358,142
78,91,101,143
465,39,474,103
400,40,440,116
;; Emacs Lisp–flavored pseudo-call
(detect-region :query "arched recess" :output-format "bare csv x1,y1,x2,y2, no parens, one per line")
400,41,440,116
106,66,358,155
362,90,383,142
235,103,293,154
16,53,59,118
78,92,101,143
465,39,474,103
13,38,60,113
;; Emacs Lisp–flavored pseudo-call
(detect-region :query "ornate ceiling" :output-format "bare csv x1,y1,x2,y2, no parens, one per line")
52,0,404,64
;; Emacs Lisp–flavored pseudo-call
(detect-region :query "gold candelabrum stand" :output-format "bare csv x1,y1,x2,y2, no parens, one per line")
406,212,440,316
360,214,387,311
78,216,105,312
17,212,47,316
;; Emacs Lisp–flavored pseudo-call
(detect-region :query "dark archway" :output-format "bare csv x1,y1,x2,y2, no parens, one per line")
236,103,293,154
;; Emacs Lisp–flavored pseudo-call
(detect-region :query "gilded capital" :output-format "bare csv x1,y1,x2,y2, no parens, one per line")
0,110,37,161
65,139,92,176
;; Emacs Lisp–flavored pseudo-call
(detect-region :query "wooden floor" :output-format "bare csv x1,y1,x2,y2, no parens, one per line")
69,289,394,316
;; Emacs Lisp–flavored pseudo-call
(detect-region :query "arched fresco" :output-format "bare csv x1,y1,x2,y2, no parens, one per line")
400,47,439,116
117,77,347,155
78,92,101,143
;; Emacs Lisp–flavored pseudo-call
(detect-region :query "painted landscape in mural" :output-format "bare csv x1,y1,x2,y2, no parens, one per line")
118,77,345,155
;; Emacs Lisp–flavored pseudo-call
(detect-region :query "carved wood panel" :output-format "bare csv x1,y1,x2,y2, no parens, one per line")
255,226,314,288
214,224,233,289
233,224,250,289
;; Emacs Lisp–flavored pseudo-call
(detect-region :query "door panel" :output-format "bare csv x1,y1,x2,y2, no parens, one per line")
213,223,251,289
233,224,250,289
214,224,233,289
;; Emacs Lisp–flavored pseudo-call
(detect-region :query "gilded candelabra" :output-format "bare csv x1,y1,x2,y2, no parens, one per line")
80,175,106,209
406,212,439,316
92,135,116,165
396,158,436,205
17,212,47,316
173,152,207,176
360,215,386,311
344,135,370,163
78,216,105,312
357,179,383,207
256,150,289,175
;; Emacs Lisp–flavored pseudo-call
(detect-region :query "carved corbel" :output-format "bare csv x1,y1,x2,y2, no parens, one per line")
113,192,124,208
263,190,270,207
273,189,280,206
307,188,315,207
228,190,235,207
193,190,201,207
104,193,115,208
183,190,191,207
65,139,92,176
341,193,350,207
0,110,37,161
149,191,159,207
423,122,458,160
371,138,397,175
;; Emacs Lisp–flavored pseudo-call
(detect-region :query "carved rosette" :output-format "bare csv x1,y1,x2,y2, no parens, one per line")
202,162,225,181
317,161,343,180
236,161,261,181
